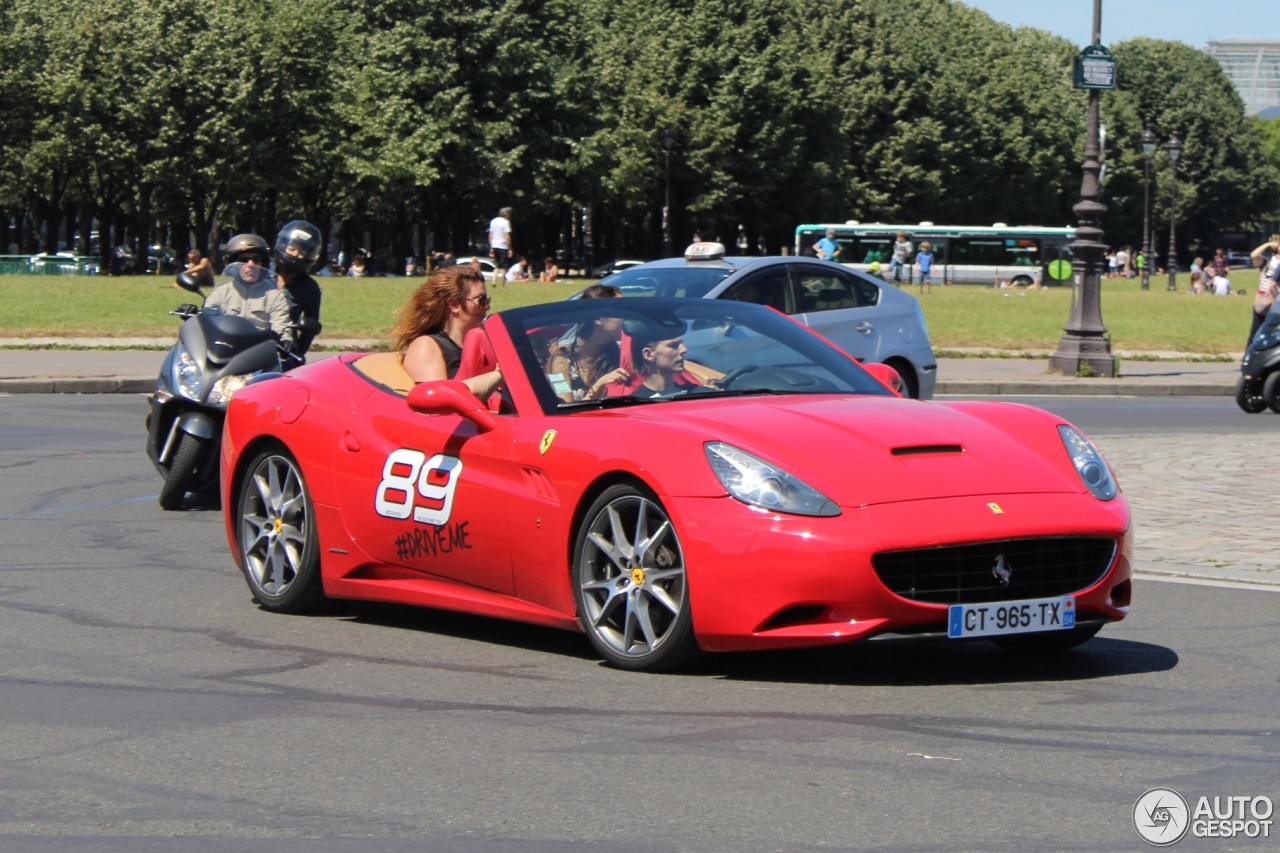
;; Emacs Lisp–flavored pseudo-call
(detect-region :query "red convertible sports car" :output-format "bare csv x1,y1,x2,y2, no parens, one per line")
220,297,1132,672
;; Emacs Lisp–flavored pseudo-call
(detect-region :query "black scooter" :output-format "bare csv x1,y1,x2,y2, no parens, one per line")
145,271,319,509
1236,304,1280,413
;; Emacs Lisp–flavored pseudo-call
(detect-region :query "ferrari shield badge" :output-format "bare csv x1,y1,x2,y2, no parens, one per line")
987,502,1003,515
539,429,557,455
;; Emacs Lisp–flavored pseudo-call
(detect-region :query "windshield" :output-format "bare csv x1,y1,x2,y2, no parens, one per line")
501,297,894,413
600,265,731,298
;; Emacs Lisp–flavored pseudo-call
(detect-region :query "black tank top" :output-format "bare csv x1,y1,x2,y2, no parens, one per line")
430,332,463,379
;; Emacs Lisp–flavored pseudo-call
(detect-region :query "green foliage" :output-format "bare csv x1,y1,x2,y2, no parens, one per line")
0,0,1275,267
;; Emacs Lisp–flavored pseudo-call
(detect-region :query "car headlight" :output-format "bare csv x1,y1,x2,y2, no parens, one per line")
209,373,253,405
1058,425,1117,501
704,442,840,517
174,350,204,400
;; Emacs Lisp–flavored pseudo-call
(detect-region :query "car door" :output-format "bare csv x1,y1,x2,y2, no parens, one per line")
332,386,519,595
788,262,884,362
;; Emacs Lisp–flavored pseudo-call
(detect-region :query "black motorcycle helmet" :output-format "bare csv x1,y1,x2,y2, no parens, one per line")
224,233,270,265
273,220,322,275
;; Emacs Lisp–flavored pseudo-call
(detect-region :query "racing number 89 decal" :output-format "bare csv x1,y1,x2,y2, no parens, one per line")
375,449,463,526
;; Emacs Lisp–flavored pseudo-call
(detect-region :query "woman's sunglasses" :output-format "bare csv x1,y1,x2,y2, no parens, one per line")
466,294,492,308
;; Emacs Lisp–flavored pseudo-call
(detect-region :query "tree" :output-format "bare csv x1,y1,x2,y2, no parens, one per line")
1106,38,1280,255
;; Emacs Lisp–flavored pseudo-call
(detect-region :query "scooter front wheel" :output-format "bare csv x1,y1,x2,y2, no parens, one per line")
158,433,205,510
1264,372,1280,414
1236,375,1267,413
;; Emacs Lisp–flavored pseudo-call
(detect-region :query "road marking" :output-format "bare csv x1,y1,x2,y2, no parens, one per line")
1134,572,1280,593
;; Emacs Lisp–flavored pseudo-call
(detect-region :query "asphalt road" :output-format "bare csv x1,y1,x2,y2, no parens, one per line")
0,395,1277,851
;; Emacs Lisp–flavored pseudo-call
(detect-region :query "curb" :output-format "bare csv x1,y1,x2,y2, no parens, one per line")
0,378,155,394
936,380,1234,397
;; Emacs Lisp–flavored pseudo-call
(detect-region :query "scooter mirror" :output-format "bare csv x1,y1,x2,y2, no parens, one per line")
175,272,204,295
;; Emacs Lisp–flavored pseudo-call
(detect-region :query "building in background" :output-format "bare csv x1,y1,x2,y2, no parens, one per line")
1208,39,1280,117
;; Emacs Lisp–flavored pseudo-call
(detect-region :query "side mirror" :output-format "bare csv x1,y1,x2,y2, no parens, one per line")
294,317,322,335
175,272,204,295
862,362,903,396
406,379,498,432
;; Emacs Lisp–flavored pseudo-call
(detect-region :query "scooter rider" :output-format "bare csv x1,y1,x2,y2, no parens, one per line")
202,234,292,338
272,220,323,358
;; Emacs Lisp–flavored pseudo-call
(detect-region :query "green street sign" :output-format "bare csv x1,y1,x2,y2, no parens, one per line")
1073,44,1116,90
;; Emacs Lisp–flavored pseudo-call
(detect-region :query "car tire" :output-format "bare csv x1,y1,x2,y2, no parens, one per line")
884,358,919,399
1237,375,1267,413
158,432,205,510
572,484,699,672
1263,372,1280,414
992,623,1102,654
235,447,325,613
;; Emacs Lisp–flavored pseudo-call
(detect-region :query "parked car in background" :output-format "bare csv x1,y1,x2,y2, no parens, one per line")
1226,251,1254,269
457,255,499,283
109,244,176,275
590,242,937,398
591,258,646,278
27,252,97,275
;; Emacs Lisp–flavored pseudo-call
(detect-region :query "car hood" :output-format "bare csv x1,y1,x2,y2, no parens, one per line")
627,395,1084,507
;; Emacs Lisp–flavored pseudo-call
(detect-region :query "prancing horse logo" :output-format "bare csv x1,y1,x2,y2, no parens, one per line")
992,554,1013,587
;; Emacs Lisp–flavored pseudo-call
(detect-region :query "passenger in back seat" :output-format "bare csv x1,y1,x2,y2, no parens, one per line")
388,266,504,399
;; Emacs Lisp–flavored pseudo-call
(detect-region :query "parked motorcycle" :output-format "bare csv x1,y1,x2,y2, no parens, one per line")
145,270,320,509
1236,306,1280,413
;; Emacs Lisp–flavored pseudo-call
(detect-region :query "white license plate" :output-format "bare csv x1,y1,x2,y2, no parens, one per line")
948,596,1076,639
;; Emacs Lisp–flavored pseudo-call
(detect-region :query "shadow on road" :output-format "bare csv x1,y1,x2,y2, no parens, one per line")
312,601,1175,685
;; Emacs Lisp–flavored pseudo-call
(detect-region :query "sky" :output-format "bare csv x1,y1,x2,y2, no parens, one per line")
959,0,1273,48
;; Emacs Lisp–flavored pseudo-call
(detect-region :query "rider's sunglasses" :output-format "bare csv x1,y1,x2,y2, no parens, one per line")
234,253,268,265
465,294,492,308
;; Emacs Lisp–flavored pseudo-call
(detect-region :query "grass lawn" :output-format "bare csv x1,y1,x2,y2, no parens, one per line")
0,270,1259,356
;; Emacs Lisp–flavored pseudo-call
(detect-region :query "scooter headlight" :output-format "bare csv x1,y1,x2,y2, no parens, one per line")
208,373,253,405
1252,325,1280,352
174,350,204,400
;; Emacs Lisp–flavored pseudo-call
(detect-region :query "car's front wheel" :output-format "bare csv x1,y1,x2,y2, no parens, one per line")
572,484,698,672
235,447,325,613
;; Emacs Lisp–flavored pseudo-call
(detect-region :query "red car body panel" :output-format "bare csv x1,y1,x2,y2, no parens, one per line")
220,304,1131,657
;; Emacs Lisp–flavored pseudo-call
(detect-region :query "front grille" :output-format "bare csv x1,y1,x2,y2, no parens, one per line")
872,537,1116,604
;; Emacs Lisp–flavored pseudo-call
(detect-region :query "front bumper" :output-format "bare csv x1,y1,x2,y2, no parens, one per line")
667,490,1132,652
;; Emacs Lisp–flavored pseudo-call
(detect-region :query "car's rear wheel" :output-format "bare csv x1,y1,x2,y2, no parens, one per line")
993,623,1102,654
1237,375,1267,413
572,484,698,672
235,447,324,613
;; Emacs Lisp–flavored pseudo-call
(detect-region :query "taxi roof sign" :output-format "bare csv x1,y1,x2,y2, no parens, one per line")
684,241,726,261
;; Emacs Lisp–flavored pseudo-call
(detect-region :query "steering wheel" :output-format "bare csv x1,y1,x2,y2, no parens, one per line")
717,365,758,390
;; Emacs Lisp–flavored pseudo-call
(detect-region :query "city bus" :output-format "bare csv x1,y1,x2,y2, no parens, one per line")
794,222,1077,287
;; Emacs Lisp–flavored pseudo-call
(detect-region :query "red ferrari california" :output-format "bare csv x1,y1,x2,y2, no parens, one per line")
220,297,1131,671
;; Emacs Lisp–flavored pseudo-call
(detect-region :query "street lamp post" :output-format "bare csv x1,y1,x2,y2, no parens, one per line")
1140,126,1157,291
659,128,674,258
1049,0,1117,378
1165,133,1183,292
